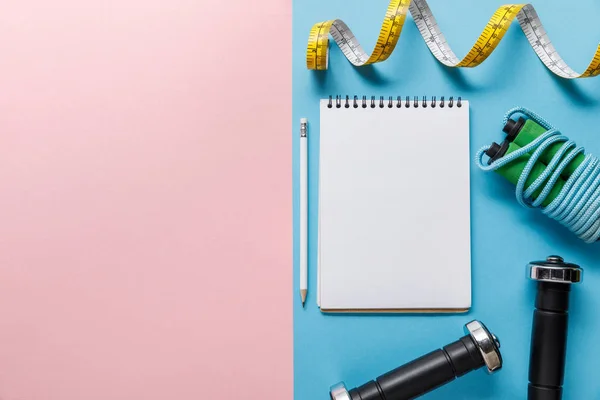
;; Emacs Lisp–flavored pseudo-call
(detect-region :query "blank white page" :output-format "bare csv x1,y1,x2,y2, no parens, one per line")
319,98,471,312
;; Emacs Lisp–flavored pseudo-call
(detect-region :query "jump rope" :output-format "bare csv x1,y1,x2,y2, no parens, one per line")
476,107,600,243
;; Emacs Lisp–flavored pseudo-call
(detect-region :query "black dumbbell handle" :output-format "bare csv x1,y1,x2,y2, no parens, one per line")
348,335,484,400
528,281,570,400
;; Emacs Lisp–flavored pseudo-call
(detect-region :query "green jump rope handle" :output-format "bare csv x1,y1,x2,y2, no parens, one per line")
487,141,565,207
507,119,586,180
487,118,585,207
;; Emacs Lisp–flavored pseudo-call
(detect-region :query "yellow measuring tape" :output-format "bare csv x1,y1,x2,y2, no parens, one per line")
306,0,600,78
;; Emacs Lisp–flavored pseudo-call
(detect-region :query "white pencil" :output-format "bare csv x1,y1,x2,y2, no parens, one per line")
300,118,308,307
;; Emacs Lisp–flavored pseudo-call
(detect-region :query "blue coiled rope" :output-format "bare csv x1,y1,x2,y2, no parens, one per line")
476,107,600,243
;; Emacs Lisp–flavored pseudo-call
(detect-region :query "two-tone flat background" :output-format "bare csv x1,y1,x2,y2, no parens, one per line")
2,1,600,399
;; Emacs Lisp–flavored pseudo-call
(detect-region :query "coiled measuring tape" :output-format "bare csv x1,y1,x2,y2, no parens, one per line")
306,0,600,79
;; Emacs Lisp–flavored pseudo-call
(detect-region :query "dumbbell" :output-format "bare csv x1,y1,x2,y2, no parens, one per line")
330,320,502,400
528,255,582,400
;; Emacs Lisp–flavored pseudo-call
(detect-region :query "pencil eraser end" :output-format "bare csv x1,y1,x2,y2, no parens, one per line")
300,118,308,124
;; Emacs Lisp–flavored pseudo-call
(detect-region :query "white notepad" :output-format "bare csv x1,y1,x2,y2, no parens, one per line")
318,96,471,313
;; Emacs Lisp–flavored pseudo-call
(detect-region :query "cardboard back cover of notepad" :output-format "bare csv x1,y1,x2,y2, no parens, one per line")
318,98,471,313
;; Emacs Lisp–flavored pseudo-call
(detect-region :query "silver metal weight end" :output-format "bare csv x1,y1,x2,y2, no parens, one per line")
465,320,503,374
329,382,351,400
529,255,583,284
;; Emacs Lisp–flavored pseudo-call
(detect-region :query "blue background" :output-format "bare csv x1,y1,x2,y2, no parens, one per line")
292,1,600,399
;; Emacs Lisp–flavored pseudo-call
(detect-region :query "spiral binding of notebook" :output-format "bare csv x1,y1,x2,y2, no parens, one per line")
326,95,463,109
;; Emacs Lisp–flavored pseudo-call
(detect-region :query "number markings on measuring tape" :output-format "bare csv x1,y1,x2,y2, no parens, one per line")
306,0,600,79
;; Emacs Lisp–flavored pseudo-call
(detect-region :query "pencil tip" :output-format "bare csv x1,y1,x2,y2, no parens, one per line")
300,289,307,306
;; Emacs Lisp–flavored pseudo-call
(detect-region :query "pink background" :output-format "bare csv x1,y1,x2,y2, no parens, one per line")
0,1,292,399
